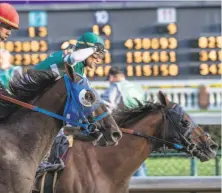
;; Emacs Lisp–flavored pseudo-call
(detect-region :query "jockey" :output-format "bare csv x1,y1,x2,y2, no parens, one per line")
0,3,21,88
0,32,106,89
0,3,19,41
0,48,22,88
34,32,107,165
34,32,106,78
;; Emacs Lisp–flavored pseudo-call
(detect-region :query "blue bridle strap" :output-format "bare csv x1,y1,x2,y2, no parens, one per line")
62,74,110,132
34,106,88,128
93,111,109,122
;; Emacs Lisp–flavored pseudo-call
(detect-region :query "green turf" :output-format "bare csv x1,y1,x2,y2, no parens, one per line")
144,156,221,176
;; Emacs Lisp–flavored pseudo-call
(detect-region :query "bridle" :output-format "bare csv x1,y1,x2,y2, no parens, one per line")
0,74,109,135
120,103,208,157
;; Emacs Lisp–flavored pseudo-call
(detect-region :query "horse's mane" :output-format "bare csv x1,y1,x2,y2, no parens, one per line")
113,101,163,128
0,69,58,119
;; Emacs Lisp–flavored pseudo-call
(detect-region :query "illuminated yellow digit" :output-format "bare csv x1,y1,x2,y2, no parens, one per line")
104,53,111,64
31,54,39,65
142,38,151,49
209,64,217,74
92,25,99,35
69,39,77,45
143,65,152,76
124,39,133,49
126,52,133,63
39,53,48,61
40,40,48,52
160,64,169,76
28,27,35,38
208,36,216,48
208,50,217,61
5,41,14,52
0,42,4,49
135,65,142,76
126,65,134,76
87,68,95,78
168,37,177,49
151,51,159,62
23,54,31,65
167,23,177,35
142,51,151,63
134,38,142,50
14,54,22,66
198,37,208,48
169,64,179,76
218,50,222,61
102,25,112,36
104,65,111,76
104,39,110,50
61,41,69,50
160,51,169,62
22,41,31,52
95,66,104,77
14,41,22,52
169,51,176,62
159,37,169,49
218,63,222,75
151,38,159,49
153,65,159,76
200,63,209,75
30,41,40,52
38,27,47,37
134,51,142,63
199,50,208,61
216,36,222,48
10,55,14,64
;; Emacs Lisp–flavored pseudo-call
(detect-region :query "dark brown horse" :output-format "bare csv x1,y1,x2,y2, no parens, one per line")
44,91,218,193
0,69,121,193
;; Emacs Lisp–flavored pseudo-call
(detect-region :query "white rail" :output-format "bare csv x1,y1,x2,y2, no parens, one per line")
93,82,221,125
129,176,221,192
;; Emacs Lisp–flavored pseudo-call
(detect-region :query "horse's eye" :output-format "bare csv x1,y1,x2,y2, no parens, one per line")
85,91,95,104
85,93,91,101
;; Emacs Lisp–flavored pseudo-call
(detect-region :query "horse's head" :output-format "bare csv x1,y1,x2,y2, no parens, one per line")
64,63,122,146
157,91,218,162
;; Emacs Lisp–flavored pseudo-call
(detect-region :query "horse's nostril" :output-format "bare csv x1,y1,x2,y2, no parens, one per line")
210,143,219,152
112,132,122,141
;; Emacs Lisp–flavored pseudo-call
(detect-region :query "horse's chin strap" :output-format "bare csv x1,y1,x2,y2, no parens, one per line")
120,128,184,150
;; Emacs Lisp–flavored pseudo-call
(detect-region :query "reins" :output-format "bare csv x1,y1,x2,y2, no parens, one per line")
120,106,185,150
0,94,90,128
0,76,109,133
120,128,184,150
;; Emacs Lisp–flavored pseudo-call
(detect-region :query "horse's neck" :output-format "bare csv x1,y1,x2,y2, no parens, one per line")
7,79,67,163
36,79,66,113
33,79,67,159
100,112,162,182
70,112,163,185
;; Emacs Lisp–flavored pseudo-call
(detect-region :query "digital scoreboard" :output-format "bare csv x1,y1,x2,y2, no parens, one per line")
1,4,221,81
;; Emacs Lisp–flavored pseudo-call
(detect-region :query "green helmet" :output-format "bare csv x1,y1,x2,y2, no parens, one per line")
76,32,105,49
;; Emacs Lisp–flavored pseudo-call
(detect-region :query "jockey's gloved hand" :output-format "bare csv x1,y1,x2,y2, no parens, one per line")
93,43,105,53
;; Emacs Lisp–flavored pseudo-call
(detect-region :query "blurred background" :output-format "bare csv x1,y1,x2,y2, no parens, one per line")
0,0,221,192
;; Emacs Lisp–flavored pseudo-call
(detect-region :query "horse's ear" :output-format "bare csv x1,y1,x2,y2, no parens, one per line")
158,91,170,106
64,63,81,83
